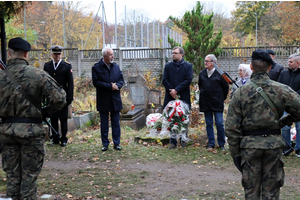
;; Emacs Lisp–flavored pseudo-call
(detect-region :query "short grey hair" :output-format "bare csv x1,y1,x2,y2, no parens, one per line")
205,54,217,64
289,53,300,62
102,47,112,56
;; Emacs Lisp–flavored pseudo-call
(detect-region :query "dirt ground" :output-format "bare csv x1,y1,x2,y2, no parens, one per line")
40,157,300,200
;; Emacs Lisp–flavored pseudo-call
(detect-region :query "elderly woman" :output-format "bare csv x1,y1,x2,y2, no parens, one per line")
230,64,252,98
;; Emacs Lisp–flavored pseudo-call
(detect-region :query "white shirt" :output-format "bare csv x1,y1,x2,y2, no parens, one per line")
53,59,62,70
207,68,215,78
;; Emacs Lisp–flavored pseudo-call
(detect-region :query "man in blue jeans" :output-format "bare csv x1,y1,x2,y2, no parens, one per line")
198,54,229,151
278,53,300,157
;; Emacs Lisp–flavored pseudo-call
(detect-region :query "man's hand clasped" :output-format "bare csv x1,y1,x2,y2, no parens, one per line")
111,82,119,91
169,89,178,99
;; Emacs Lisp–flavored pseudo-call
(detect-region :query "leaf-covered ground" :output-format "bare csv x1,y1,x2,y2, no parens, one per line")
0,126,299,199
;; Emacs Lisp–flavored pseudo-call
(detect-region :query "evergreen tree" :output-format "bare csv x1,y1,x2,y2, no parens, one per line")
168,1,223,74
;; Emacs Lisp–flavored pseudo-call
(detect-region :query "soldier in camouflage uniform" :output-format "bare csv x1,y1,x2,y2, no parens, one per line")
0,37,66,200
225,49,300,200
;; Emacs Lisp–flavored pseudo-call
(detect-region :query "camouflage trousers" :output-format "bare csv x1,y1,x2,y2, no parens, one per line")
241,148,284,200
0,134,45,200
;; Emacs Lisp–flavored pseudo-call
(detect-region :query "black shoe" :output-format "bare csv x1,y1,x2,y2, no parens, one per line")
206,146,214,151
102,146,108,151
114,145,121,150
295,149,300,158
61,142,67,147
283,146,293,156
180,143,186,148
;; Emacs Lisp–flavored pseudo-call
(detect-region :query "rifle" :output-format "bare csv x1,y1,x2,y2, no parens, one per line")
0,59,59,139
213,62,239,88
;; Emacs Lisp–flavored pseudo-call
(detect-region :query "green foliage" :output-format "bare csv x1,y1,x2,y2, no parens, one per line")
5,19,38,44
0,1,31,21
168,2,223,74
231,1,278,36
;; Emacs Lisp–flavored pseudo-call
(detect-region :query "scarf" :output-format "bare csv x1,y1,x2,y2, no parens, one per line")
173,58,185,67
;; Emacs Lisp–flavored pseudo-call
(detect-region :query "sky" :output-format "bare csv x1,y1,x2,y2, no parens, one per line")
81,1,237,24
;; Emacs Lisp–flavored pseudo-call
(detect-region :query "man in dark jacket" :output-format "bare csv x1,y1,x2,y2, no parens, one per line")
267,49,284,81
162,46,193,149
92,47,124,151
278,53,300,157
44,45,74,147
198,54,229,151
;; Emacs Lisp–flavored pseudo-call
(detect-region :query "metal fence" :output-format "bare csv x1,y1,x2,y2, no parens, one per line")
220,46,299,58
9,45,299,61
0,45,296,80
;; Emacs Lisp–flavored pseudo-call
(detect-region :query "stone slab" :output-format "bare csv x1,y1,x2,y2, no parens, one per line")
120,113,146,130
149,89,161,105
121,108,143,119
130,86,145,105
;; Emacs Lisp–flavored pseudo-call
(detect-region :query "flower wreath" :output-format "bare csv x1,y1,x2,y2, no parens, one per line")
163,100,189,141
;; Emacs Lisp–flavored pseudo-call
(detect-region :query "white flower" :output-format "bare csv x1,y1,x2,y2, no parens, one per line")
171,125,179,131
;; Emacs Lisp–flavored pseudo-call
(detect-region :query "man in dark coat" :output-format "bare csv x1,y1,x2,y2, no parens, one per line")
44,45,74,147
162,46,193,148
278,53,300,156
198,54,229,151
92,47,124,151
267,49,284,81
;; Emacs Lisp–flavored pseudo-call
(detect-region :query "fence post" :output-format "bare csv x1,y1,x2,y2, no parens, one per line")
119,49,123,70
162,48,166,68
77,49,81,77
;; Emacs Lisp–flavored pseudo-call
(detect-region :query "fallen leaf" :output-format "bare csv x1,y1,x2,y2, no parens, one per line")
192,160,198,164
107,185,112,189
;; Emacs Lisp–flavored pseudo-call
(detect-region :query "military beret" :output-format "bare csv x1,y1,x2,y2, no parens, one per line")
252,49,274,65
50,45,63,53
8,37,31,52
266,49,275,55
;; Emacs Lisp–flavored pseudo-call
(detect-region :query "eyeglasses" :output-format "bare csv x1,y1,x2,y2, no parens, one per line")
172,52,181,55
204,60,213,63
53,53,61,55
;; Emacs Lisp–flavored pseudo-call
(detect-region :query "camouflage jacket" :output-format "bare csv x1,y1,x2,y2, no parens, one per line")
0,58,66,138
225,71,300,157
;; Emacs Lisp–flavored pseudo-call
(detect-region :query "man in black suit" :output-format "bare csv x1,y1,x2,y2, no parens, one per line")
44,45,74,147
162,46,193,149
92,47,124,151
